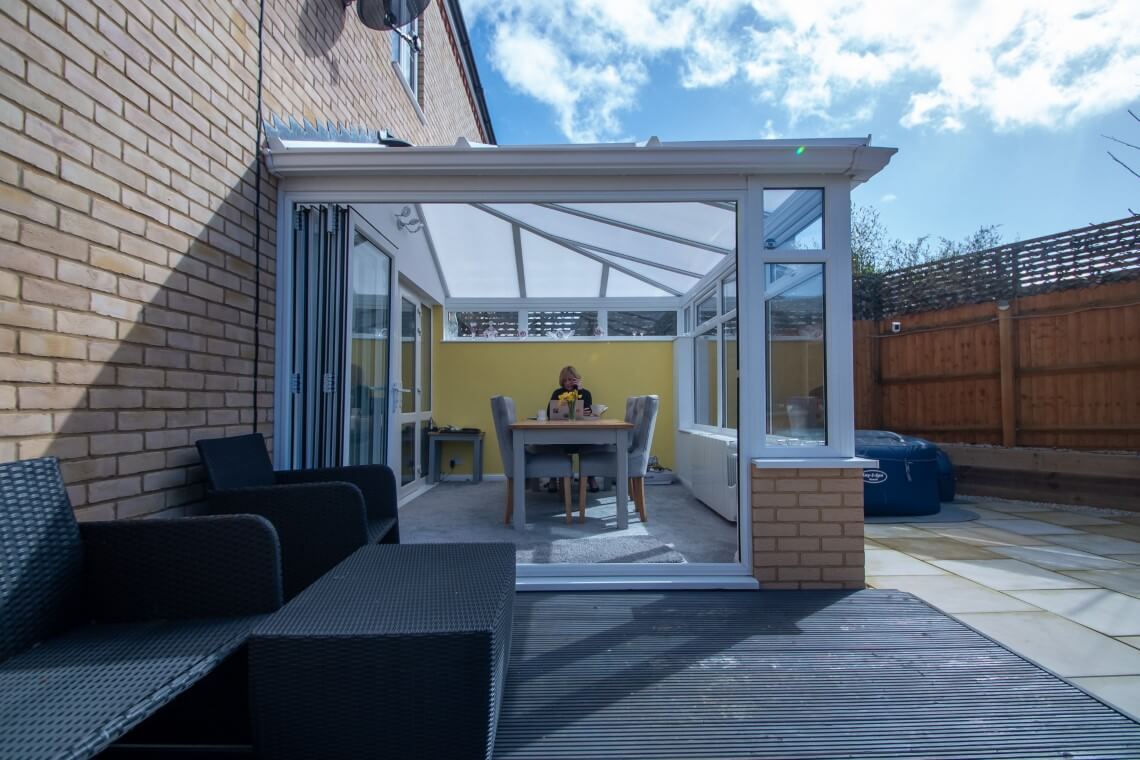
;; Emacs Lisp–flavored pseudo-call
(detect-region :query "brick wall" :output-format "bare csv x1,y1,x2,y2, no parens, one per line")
751,466,866,589
0,0,486,519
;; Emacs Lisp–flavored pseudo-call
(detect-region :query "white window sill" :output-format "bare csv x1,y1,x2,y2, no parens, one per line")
391,61,426,126
751,457,878,469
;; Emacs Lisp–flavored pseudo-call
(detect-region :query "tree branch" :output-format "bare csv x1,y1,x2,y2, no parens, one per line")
1108,151,1140,180
1102,134,1140,152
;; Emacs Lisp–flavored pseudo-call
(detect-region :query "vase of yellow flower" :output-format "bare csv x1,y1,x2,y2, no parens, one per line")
558,389,580,421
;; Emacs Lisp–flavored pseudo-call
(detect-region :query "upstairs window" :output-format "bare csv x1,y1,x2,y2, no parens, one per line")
392,20,421,104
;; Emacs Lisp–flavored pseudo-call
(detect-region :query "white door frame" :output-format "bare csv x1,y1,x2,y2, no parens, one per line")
393,287,433,495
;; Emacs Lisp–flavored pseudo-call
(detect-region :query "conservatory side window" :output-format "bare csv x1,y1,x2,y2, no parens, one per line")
693,324,718,426
764,263,826,446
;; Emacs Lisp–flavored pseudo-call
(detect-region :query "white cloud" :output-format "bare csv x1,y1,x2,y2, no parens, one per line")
880,193,897,204
461,0,1140,142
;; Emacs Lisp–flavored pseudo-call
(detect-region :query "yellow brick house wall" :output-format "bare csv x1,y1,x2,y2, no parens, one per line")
751,466,866,589
0,0,487,518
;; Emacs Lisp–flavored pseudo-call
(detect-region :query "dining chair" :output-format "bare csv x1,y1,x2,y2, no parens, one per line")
577,395,659,523
490,395,575,524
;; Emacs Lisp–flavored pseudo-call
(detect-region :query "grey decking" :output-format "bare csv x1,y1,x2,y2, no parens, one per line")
495,590,1140,759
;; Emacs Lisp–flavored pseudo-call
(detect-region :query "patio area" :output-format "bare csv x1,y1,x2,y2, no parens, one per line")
865,494,1140,722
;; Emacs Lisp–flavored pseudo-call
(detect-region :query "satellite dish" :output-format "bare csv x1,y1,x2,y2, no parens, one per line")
358,0,431,31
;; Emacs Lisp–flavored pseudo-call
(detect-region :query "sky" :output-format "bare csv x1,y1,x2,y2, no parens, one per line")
458,0,1140,246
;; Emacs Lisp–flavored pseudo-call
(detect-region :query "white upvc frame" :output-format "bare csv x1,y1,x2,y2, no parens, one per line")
443,298,683,342
267,139,894,588
273,185,755,587
751,178,856,460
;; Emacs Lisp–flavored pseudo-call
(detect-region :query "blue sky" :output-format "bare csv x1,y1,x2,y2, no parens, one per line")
460,1,1139,246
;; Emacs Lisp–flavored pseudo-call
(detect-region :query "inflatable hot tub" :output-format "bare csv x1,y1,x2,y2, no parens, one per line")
855,431,945,516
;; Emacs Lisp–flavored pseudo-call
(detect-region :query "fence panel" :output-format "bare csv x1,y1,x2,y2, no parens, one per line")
854,279,1140,451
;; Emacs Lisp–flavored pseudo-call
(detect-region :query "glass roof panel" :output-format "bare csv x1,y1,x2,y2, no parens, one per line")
604,269,673,297
520,230,603,297
421,204,518,297
556,202,736,250
484,204,726,277
586,250,700,293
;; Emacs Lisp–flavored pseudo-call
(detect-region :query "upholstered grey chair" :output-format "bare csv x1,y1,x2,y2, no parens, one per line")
490,395,575,524
578,395,660,523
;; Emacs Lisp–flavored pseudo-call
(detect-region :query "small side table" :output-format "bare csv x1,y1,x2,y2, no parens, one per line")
428,430,484,483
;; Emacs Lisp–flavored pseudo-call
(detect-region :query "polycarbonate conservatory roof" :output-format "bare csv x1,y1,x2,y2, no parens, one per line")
265,131,896,299
420,201,737,298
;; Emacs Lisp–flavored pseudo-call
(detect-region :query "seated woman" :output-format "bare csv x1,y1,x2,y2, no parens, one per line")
546,366,600,492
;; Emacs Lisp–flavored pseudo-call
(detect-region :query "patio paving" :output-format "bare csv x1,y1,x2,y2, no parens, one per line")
867,495,1140,723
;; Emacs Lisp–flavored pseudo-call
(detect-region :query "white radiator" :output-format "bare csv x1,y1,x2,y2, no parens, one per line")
676,430,738,522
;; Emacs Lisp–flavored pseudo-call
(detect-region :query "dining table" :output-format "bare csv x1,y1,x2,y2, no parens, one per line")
509,418,635,530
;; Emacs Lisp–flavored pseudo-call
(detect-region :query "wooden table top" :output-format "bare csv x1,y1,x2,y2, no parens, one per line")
510,418,633,430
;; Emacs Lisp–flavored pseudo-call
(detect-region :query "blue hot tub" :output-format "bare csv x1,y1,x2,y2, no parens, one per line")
855,431,942,516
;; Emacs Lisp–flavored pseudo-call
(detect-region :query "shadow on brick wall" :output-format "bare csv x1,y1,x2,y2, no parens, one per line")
36,156,278,521
298,0,349,84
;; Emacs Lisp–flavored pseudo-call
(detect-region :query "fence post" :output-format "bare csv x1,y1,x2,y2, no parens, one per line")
997,300,1018,447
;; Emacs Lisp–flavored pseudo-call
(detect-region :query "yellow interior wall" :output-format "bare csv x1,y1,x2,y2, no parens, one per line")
431,308,676,476
768,340,825,430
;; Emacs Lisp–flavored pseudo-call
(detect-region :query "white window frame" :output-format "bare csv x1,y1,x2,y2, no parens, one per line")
391,20,424,120
748,179,855,460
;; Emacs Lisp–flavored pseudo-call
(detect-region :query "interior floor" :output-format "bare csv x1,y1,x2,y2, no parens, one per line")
399,481,738,564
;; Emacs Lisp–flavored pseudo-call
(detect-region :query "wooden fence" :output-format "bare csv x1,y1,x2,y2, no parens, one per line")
853,278,1140,452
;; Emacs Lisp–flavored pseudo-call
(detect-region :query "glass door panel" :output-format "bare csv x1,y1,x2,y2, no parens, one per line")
396,292,433,491
347,232,392,466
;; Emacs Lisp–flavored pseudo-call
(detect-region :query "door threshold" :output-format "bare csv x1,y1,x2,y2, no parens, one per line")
515,575,759,591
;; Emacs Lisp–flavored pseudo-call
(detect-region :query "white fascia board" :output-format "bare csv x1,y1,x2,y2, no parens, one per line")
265,139,897,183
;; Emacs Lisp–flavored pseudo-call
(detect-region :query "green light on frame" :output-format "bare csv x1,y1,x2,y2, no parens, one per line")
795,146,805,155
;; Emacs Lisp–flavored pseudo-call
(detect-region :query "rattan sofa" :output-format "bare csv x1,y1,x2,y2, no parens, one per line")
196,433,400,599
0,457,283,760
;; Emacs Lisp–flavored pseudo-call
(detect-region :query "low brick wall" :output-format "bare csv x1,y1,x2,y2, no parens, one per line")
751,466,865,590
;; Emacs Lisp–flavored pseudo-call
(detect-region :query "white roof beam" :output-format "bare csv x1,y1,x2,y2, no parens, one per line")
416,202,450,298
539,203,733,256
511,223,526,298
471,203,682,296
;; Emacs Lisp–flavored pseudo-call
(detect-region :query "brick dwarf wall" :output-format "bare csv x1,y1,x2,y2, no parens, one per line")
751,466,866,589
0,0,486,519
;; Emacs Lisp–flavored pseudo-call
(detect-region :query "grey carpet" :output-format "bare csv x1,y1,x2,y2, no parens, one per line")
400,481,738,564
865,504,979,524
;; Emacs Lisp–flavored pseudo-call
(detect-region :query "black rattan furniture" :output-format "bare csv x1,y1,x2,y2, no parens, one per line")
0,456,283,760
250,543,516,760
196,433,400,599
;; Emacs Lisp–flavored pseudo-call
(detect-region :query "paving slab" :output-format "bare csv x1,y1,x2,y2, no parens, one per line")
1045,533,1140,556
970,500,1052,514
975,518,1079,536
923,524,1048,548
955,611,1140,678
1063,567,1140,597
1030,511,1123,527
992,544,1133,571
1007,589,1140,636
865,548,947,576
868,574,1037,614
1083,523,1140,542
874,537,1000,561
1069,675,1140,722
931,559,1096,590
863,524,939,539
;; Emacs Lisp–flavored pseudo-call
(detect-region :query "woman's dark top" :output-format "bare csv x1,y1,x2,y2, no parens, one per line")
550,386,593,411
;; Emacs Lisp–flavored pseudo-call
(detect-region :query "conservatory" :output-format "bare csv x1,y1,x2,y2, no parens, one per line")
265,133,895,589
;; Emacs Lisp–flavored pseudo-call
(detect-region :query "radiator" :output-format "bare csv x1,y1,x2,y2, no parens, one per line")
676,430,738,522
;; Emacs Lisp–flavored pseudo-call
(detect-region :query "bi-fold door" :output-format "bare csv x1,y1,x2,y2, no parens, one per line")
284,205,396,470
